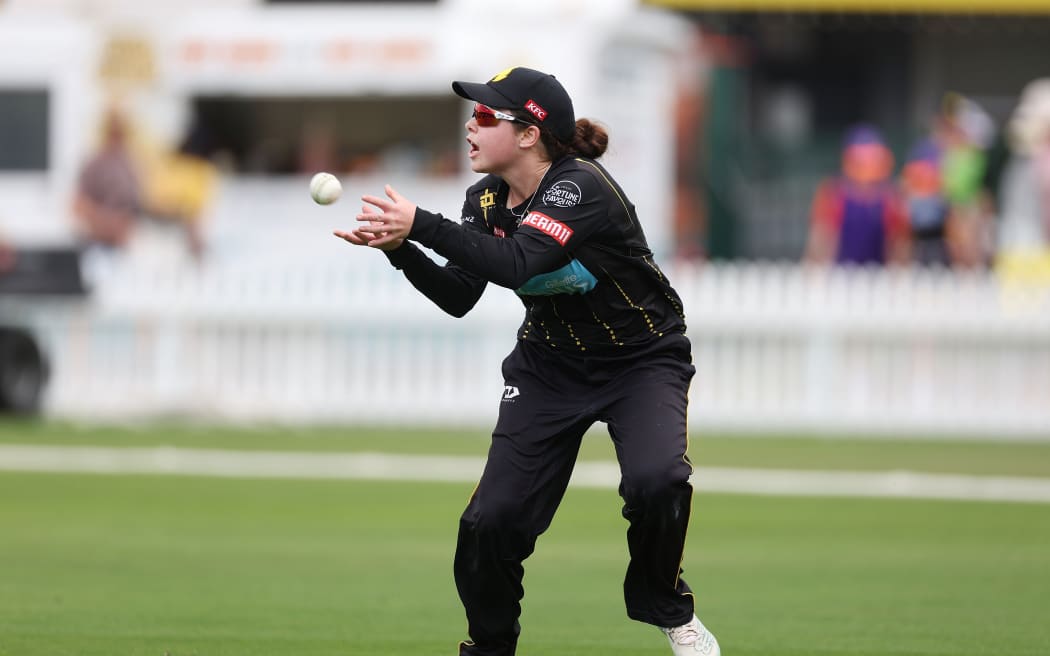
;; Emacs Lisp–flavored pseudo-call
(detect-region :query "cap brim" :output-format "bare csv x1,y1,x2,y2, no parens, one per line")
452,80,516,110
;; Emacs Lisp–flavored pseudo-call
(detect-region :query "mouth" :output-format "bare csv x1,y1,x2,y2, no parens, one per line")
467,138,479,157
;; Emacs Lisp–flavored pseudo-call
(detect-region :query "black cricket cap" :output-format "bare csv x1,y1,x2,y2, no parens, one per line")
453,67,576,142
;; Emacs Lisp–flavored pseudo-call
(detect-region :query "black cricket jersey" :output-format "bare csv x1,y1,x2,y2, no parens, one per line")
384,155,687,352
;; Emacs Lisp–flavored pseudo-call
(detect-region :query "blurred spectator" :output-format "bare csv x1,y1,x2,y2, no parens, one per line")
805,125,909,266
900,139,951,267
143,119,219,260
943,95,997,268
902,94,996,269
996,78,1050,279
71,107,142,251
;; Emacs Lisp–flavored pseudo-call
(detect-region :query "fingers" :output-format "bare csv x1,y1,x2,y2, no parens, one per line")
335,226,402,251
355,222,388,236
365,232,400,249
355,212,400,236
333,229,370,246
361,194,390,211
357,196,391,227
353,187,412,247
364,186,408,213
337,228,376,245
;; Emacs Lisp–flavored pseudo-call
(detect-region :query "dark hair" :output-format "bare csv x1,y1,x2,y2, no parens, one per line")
512,112,608,161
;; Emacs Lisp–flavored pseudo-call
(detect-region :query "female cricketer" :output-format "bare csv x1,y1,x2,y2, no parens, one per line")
335,66,720,656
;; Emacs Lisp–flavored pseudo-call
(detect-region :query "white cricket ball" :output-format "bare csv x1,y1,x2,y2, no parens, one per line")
310,172,342,205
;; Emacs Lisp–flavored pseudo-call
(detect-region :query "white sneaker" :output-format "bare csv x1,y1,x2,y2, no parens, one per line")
661,614,720,656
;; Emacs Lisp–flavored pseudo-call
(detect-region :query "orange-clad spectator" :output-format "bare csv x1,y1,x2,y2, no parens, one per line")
805,125,910,266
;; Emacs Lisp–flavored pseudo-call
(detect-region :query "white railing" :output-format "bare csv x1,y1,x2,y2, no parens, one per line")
12,250,1050,439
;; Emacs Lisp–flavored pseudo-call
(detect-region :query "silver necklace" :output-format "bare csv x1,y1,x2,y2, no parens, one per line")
507,163,552,222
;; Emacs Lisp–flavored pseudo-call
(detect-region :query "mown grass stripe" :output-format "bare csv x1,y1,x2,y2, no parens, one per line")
3,444,1050,504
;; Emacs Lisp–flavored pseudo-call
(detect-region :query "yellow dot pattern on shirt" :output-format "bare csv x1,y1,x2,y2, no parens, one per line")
520,313,553,345
645,258,685,320
642,256,686,322
536,319,554,345
601,266,661,337
550,297,585,351
643,255,666,282
591,310,622,346
663,292,686,323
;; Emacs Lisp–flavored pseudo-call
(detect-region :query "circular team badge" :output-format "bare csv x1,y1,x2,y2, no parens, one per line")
543,180,582,208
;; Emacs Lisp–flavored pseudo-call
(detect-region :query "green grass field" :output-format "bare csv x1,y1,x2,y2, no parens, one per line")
2,420,1049,655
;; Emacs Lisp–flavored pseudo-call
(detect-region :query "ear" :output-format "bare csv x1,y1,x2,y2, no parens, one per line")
518,125,542,149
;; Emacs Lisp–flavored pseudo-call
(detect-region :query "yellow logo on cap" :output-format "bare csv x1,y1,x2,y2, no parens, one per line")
489,68,516,83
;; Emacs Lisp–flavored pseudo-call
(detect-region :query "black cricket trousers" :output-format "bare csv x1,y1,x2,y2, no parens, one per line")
455,333,697,656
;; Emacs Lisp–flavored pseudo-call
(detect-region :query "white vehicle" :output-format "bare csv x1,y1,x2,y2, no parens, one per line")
0,1,699,262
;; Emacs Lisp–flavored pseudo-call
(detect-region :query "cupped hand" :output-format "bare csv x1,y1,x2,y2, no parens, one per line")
333,227,405,251
354,184,416,248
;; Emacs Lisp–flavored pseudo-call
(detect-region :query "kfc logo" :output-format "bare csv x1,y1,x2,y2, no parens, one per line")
525,99,548,121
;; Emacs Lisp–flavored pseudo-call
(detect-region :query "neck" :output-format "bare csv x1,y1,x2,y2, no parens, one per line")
506,159,553,207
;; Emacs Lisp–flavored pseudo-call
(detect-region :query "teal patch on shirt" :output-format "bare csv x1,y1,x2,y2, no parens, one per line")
516,259,598,296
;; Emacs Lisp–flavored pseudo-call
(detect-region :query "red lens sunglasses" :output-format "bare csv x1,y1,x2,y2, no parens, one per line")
472,103,530,128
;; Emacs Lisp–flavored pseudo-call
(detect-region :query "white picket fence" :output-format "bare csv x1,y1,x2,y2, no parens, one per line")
12,251,1050,439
